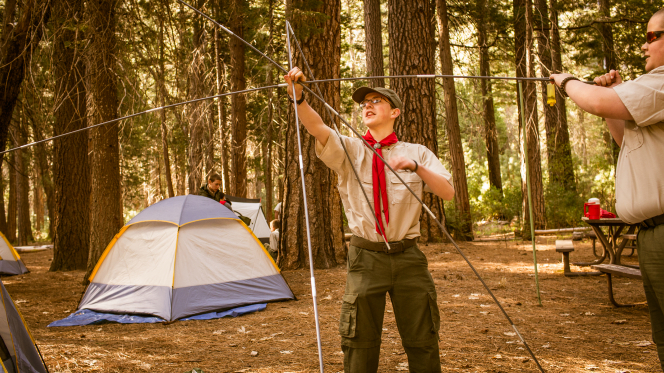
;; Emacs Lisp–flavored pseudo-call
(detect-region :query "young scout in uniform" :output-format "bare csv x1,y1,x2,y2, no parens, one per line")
551,8,664,369
284,67,455,372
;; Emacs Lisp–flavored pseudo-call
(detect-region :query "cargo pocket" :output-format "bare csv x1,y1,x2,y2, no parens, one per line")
428,292,440,334
339,293,358,338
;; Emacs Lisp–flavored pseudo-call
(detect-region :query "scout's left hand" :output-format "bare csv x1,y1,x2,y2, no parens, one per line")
388,156,417,172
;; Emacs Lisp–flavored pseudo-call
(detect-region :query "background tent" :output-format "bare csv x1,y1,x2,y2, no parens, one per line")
226,196,271,244
0,233,28,276
0,280,48,373
78,195,294,321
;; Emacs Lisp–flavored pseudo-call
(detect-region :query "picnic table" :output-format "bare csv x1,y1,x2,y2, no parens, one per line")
580,217,638,266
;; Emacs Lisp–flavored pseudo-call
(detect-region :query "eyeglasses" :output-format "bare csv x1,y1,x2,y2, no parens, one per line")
359,98,384,108
646,31,664,44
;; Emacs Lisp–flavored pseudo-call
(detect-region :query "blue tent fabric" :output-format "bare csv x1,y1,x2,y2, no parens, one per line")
48,303,267,327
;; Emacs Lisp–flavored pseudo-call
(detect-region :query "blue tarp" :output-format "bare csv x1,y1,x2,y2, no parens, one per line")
47,303,267,327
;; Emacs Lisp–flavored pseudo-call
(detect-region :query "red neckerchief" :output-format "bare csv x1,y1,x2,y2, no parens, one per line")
361,131,399,234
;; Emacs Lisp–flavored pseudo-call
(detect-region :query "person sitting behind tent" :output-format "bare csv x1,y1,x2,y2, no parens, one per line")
268,220,280,260
196,173,225,202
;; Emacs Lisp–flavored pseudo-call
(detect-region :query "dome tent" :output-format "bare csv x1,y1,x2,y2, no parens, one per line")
225,196,271,244
78,195,294,321
0,280,48,373
0,233,28,276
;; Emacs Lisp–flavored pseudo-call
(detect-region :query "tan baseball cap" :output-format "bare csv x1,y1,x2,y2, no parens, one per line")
352,87,403,112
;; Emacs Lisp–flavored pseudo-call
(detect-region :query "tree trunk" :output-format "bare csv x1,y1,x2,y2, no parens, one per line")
86,0,123,278
547,0,575,187
29,118,55,239
187,1,206,194
7,150,16,243
388,0,446,243
51,0,90,271
214,29,231,194
436,0,472,241
15,123,33,246
0,159,6,236
229,0,247,197
477,0,502,194
598,0,620,166
265,0,275,221
281,0,344,269
33,173,43,232
158,16,174,198
0,0,51,155
363,0,385,88
514,0,546,239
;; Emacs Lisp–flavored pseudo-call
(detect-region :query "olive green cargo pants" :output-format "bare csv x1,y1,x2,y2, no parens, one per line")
638,224,664,370
339,244,441,372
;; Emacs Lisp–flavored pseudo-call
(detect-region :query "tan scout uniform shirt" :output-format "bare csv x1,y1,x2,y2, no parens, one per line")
613,65,664,224
316,132,453,242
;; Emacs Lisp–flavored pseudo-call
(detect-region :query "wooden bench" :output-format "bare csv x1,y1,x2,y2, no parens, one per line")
621,233,637,257
591,264,645,307
556,240,601,277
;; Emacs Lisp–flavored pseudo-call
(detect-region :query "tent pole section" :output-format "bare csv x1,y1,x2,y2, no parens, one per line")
285,21,325,373
518,80,542,306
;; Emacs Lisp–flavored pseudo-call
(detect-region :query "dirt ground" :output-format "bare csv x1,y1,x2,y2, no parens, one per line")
5,237,660,372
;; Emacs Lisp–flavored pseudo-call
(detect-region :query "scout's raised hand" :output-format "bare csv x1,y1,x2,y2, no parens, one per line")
594,69,623,88
388,156,417,172
284,67,305,101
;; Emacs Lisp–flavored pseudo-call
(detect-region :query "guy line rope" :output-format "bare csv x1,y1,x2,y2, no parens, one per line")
2,1,610,370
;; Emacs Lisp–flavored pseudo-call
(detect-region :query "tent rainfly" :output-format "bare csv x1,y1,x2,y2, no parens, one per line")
226,196,271,244
0,280,48,373
78,195,294,321
0,234,28,276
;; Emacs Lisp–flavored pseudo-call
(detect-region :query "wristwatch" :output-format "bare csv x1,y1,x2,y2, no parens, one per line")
289,93,306,105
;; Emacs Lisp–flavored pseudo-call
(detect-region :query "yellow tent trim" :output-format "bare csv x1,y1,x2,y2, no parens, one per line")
238,220,280,272
172,229,181,288
88,225,129,282
0,232,19,261
0,358,8,373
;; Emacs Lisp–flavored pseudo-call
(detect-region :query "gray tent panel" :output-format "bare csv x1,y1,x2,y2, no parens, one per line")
0,282,47,373
0,261,27,276
79,283,172,320
127,195,237,226
171,274,294,320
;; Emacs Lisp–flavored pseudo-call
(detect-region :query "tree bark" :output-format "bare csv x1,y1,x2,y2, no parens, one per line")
363,0,385,88
0,159,6,236
33,174,43,232
598,0,620,166
281,0,344,269
15,123,33,245
27,113,55,240
187,0,207,194
158,15,174,198
0,0,51,155
7,150,16,243
514,0,546,239
545,0,575,188
265,0,275,221
477,0,502,194
436,0,472,241
86,0,123,278
51,0,90,271
229,0,247,197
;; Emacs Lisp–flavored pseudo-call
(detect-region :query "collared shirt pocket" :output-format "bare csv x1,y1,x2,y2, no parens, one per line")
623,121,644,155
388,170,423,204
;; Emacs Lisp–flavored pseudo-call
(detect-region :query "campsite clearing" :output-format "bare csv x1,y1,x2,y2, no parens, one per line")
6,239,660,372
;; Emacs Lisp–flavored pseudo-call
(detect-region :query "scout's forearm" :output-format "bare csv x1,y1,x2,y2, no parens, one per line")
292,100,331,146
565,81,633,121
416,165,454,201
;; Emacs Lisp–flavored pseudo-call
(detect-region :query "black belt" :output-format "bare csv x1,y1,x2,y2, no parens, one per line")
640,213,664,229
350,235,418,254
